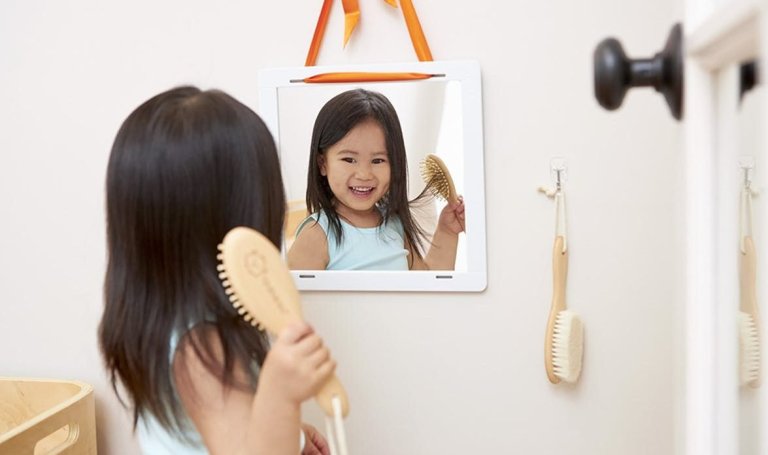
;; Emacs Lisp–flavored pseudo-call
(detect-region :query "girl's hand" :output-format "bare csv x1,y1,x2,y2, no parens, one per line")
437,196,465,235
259,322,336,405
301,423,331,455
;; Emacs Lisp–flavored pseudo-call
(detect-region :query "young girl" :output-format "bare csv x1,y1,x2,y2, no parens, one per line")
99,86,335,455
287,88,465,271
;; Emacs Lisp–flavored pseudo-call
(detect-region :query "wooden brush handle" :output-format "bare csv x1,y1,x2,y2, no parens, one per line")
741,236,760,326
545,236,568,384
551,236,568,313
269,319,349,417
315,374,350,417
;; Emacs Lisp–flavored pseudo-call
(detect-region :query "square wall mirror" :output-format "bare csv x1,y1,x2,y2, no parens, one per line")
258,60,486,291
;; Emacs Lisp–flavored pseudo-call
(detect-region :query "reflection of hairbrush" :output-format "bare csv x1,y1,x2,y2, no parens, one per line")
739,236,761,387
217,227,350,417
420,153,458,204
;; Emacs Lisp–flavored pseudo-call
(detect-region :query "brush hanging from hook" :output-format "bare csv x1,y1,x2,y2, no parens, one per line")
538,158,583,384
593,23,684,120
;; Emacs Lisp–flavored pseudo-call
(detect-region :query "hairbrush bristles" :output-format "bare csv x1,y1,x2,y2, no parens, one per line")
217,245,265,332
420,154,457,203
551,310,584,383
739,236,760,387
739,311,761,386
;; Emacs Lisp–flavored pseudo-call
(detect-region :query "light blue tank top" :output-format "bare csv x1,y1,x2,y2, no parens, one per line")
296,210,409,270
136,329,207,454
135,328,304,454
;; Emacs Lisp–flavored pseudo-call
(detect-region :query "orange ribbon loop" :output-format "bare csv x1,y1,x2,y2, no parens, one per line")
305,0,432,66
399,0,432,61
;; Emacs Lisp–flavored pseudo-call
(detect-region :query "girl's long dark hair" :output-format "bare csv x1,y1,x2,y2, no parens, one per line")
99,86,285,434
306,89,426,264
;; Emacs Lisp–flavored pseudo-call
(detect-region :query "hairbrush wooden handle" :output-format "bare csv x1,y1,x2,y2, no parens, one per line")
545,236,568,384
315,375,350,417
741,236,758,316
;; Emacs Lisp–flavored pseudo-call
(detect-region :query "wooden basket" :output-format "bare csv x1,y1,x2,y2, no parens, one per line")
0,378,97,454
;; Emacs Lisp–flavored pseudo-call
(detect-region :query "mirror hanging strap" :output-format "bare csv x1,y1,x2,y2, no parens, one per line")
305,0,433,69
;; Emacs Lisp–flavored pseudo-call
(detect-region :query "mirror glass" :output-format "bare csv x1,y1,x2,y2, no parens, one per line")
716,59,765,454
258,61,486,291
734,60,764,455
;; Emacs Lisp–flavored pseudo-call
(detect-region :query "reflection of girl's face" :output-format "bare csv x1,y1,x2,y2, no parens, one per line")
319,119,391,219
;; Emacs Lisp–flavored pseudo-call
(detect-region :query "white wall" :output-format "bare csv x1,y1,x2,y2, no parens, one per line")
0,1,683,453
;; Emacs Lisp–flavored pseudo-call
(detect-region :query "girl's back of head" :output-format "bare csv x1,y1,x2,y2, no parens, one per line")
100,86,285,432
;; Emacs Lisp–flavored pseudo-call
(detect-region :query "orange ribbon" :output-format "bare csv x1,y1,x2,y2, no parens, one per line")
298,72,438,83
341,0,361,47
305,0,433,67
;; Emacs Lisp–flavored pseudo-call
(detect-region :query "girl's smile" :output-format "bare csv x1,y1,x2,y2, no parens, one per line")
350,186,375,197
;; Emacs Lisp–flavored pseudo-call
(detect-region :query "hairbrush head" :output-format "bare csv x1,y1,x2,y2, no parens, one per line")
420,153,458,204
217,227,302,334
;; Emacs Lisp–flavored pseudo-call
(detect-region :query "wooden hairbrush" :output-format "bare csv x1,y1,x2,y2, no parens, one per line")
739,236,761,387
216,227,350,417
420,153,458,204
544,236,584,384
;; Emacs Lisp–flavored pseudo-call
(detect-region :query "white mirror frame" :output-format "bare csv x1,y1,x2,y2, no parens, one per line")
258,60,487,292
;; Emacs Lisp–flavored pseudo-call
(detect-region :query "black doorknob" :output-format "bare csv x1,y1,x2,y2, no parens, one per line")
594,23,684,120
740,60,760,103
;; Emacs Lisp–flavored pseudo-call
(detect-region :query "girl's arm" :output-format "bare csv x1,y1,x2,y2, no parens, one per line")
288,222,330,270
409,198,465,271
174,323,335,455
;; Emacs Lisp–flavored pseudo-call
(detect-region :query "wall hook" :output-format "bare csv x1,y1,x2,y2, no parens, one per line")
740,156,758,254
539,158,568,253
593,23,684,120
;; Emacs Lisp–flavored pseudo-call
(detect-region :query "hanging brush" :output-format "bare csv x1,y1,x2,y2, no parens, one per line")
217,227,350,454
420,153,458,204
540,162,584,384
738,163,761,388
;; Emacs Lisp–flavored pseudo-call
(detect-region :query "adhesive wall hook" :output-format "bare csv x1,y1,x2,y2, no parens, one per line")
740,156,757,254
539,158,568,253
555,191,567,253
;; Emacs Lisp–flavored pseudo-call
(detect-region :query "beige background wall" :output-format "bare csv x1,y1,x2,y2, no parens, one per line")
0,0,683,453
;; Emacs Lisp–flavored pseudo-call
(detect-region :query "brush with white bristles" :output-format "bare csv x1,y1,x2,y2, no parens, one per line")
545,235,584,384
541,167,584,384
739,235,761,387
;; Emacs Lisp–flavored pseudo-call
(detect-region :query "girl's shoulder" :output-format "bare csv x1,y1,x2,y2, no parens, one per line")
288,212,330,270
295,211,330,238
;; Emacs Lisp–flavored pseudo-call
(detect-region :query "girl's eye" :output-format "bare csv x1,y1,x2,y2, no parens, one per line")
341,157,355,163
372,158,387,164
